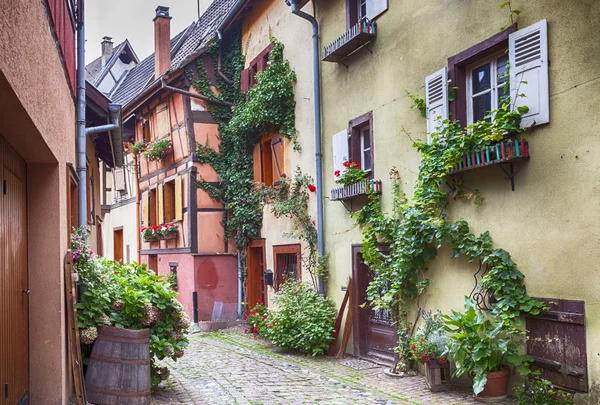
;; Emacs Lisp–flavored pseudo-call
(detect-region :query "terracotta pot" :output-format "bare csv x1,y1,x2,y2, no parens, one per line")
476,366,509,402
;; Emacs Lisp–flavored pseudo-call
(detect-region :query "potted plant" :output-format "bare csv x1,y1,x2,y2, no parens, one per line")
144,138,173,162
410,310,451,391
141,225,161,241
335,159,368,186
443,297,532,402
159,223,179,240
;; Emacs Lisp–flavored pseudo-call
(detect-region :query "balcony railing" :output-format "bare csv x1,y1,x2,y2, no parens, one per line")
322,19,377,63
331,179,382,201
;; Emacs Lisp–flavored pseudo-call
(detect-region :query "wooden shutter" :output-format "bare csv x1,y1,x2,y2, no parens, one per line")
366,0,388,20
174,175,183,221
156,103,171,137
271,137,284,184
332,129,349,180
113,167,126,192
425,67,449,142
509,19,549,128
252,143,263,183
526,299,587,392
157,184,164,225
241,69,251,93
142,191,149,226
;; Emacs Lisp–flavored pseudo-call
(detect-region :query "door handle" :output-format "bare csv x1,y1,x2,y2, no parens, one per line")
22,289,30,295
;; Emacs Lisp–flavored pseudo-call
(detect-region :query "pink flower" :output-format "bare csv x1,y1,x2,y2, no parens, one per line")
244,329,248,334
438,359,445,365
334,170,341,177
425,357,430,363
307,184,316,193
253,326,258,333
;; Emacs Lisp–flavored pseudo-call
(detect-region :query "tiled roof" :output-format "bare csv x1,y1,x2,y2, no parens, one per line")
85,41,127,83
112,0,237,108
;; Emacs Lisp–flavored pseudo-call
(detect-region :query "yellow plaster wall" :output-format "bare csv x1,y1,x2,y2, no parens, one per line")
241,0,317,301
316,0,600,399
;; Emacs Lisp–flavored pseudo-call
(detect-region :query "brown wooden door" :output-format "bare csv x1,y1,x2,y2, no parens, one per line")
352,246,397,364
0,138,28,405
113,228,124,263
246,240,266,309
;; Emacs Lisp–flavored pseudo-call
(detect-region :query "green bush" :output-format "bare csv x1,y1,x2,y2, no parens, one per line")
514,378,573,405
71,227,188,389
263,282,336,356
243,300,268,336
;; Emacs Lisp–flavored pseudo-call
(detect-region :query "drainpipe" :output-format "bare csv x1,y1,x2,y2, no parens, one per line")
237,252,243,318
76,0,87,227
286,0,325,295
215,0,247,84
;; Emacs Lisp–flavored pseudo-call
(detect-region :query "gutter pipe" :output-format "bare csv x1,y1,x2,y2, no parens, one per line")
77,0,124,227
237,252,243,318
216,0,247,84
287,0,325,295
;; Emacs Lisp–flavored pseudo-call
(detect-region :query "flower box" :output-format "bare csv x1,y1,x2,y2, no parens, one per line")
160,233,177,241
425,360,451,392
322,19,377,62
141,223,179,242
448,139,530,175
331,179,382,201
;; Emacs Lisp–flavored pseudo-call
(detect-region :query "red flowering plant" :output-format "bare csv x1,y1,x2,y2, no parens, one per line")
141,223,178,241
410,309,449,365
335,159,368,186
144,138,173,162
243,300,269,336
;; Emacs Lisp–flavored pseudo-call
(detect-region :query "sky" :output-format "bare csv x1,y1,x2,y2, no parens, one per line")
85,0,210,64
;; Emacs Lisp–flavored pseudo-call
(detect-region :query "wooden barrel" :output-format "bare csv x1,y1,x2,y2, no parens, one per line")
85,326,151,405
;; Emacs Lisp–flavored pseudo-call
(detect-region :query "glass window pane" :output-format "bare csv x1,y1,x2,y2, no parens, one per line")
360,0,367,19
363,150,371,171
497,55,509,84
472,93,491,122
362,129,370,149
472,63,491,94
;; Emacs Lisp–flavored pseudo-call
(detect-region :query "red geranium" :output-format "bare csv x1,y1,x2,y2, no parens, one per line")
424,357,430,363
334,170,341,177
307,184,316,192
343,160,351,168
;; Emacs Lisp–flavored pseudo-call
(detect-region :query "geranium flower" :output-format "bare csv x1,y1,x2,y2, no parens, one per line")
343,160,351,168
420,353,426,358
438,359,445,365
244,329,248,334
411,345,416,350
307,184,316,192
253,326,258,333
424,357,430,363
334,170,341,177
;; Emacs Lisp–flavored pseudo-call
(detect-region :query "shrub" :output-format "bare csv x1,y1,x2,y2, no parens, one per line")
263,281,336,356
514,378,573,405
410,309,449,365
71,227,188,390
129,141,147,155
243,300,268,336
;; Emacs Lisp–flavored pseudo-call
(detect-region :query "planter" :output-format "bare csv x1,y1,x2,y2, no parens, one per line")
331,179,382,201
143,237,159,243
425,360,451,392
85,326,151,405
476,366,509,403
160,233,177,241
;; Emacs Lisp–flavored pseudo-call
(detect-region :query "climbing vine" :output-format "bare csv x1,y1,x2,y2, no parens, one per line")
352,96,546,372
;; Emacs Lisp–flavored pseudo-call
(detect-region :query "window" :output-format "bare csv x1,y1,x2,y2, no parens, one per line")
253,134,285,187
164,180,176,223
346,0,388,27
467,53,509,124
142,118,151,143
241,43,274,92
348,111,374,178
156,103,171,138
273,244,301,291
148,188,157,226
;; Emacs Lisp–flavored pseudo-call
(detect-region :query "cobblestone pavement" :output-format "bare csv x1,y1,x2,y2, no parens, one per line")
152,328,515,405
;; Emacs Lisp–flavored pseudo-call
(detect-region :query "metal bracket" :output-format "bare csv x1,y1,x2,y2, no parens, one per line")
497,162,516,191
340,200,354,213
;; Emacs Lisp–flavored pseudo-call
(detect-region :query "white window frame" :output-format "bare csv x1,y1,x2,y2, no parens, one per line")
359,0,367,20
360,126,371,173
466,50,509,125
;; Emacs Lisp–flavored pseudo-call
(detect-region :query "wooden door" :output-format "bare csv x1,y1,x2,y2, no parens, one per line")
246,240,266,309
113,228,124,263
0,138,28,405
352,246,397,364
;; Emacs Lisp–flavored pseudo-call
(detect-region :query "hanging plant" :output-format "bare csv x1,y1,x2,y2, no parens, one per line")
129,140,148,155
335,159,369,186
144,138,173,162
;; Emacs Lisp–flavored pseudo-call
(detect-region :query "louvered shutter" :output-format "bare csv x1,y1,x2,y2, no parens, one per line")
425,67,449,142
156,103,171,137
157,184,164,225
509,19,549,128
174,175,183,221
366,0,388,20
271,137,284,184
332,129,349,180
252,143,263,183
142,191,149,227
241,69,251,93
113,167,126,192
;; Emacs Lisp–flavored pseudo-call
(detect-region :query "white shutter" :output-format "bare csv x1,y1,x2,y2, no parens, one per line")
113,167,126,192
509,19,549,128
332,129,349,180
425,67,449,142
366,0,388,21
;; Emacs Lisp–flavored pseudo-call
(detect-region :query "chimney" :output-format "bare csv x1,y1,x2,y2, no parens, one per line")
101,36,114,66
154,6,172,78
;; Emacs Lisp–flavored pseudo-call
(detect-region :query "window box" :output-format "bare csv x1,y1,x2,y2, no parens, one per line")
448,139,529,174
322,19,377,62
331,179,382,201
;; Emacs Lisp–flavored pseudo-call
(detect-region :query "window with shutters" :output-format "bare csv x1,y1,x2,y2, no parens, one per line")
241,43,274,93
445,20,549,128
253,134,286,187
164,180,176,223
142,119,151,143
348,111,374,179
346,0,388,27
273,244,301,291
148,188,158,226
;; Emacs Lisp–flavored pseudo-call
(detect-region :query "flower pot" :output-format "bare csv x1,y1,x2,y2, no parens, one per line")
425,360,451,392
160,233,177,241
476,366,509,403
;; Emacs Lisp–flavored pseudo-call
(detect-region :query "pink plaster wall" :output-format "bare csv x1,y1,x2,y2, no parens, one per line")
194,255,238,321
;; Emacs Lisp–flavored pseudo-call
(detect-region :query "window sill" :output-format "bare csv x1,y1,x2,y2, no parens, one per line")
331,179,382,201
322,19,377,63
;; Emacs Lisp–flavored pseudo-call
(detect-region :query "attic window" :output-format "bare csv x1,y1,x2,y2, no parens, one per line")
119,52,133,65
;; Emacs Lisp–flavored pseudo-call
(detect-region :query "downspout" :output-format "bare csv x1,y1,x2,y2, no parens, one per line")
215,0,247,84
76,0,87,227
133,152,141,263
286,0,325,295
237,252,243,318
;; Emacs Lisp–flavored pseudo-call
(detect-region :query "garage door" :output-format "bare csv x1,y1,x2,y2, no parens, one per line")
0,137,28,405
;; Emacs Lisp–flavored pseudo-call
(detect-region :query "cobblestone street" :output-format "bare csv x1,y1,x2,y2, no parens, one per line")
151,329,515,405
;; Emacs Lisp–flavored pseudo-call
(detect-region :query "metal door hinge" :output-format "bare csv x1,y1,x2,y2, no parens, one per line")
5,383,8,398
3,180,6,195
